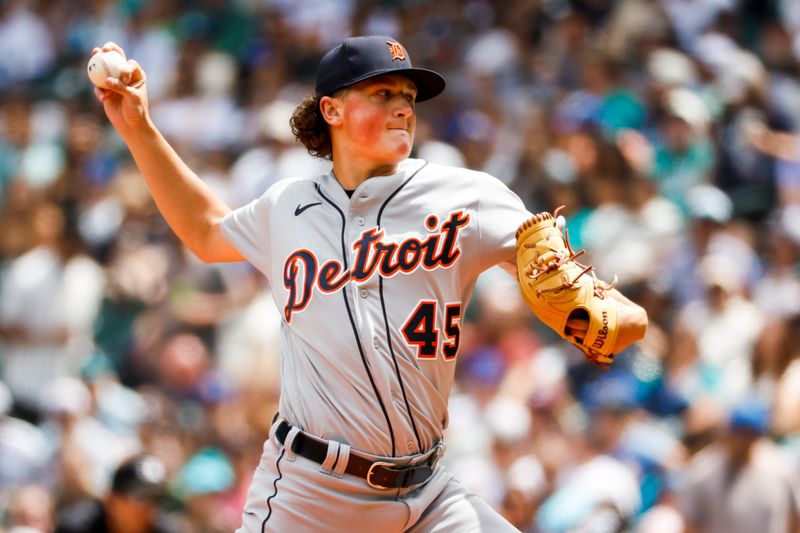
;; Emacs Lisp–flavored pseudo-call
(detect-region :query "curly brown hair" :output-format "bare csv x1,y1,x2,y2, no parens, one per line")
290,94,332,160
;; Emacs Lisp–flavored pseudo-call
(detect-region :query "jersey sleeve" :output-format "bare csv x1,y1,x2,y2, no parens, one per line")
221,191,274,280
474,172,532,272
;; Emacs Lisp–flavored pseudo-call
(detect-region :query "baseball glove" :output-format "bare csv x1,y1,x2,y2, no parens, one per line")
515,208,620,370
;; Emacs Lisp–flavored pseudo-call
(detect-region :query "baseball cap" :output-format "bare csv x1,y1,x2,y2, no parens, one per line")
111,455,167,501
663,87,710,131
685,184,732,223
175,448,234,497
315,36,446,102
697,254,744,293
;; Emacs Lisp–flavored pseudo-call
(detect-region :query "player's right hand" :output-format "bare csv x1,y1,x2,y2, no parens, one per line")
91,42,149,132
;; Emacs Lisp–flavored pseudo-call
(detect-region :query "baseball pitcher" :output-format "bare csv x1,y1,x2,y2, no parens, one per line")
93,35,647,532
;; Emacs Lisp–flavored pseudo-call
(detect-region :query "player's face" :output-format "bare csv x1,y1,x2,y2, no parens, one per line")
336,74,418,166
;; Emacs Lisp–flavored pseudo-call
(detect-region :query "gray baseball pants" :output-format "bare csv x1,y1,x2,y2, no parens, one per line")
236,420,519,532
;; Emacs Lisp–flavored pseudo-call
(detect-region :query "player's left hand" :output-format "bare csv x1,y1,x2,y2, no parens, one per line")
515,209,648,370
565,315,589,337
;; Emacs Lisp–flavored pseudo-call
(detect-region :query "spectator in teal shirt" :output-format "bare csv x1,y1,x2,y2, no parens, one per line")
619,88,716,215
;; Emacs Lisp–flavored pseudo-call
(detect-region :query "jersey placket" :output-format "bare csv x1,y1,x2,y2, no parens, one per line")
346,178,421,456
346,190,380,359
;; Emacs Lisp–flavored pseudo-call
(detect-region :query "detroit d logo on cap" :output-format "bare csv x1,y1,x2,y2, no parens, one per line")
386,41,406,61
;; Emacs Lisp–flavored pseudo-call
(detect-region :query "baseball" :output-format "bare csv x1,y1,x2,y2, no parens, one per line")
87,50,127,88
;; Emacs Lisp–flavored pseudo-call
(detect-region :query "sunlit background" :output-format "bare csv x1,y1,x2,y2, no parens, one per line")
1,0,799,532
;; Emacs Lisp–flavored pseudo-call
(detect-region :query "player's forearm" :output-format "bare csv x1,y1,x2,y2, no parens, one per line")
120,119,232,260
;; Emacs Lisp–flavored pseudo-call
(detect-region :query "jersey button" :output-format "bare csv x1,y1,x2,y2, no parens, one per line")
356,217,366,226
407,441,416,451
372,338,380,348
359,289,368,298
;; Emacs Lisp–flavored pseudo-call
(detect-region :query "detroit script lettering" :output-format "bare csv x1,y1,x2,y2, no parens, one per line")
282,211,470,322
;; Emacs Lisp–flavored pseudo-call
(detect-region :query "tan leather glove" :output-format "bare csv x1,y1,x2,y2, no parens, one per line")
516,209,620,370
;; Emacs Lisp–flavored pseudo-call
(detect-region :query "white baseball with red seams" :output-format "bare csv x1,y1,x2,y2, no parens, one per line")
87,50,127,88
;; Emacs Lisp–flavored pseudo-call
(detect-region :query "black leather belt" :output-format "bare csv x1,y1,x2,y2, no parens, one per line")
275,421,439,490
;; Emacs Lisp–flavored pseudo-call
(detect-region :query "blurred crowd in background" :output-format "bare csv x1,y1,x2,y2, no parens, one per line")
1,0,800,531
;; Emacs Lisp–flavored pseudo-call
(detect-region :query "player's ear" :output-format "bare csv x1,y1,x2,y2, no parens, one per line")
320,96,343,126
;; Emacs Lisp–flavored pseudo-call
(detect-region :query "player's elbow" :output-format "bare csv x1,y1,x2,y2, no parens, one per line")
190,244,241,264
187,220,244,264
188,242,218,264
188,240,234,264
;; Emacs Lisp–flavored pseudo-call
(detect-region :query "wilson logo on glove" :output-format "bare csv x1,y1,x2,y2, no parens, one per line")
592,311,610,350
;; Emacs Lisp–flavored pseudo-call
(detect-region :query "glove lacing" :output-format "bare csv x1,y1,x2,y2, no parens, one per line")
519,207,615,298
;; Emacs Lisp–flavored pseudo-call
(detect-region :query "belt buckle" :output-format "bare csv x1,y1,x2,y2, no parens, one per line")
366,461,396,490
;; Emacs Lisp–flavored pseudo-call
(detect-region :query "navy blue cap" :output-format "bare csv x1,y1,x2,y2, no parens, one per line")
111,455,167,501
315,35,446,102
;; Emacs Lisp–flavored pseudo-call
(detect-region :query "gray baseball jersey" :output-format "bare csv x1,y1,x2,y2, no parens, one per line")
221,158,530,457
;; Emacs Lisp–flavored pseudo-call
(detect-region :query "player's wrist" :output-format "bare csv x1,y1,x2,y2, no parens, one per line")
119,113,158,142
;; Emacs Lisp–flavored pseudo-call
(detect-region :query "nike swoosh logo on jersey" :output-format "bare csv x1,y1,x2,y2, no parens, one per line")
294,202,322,216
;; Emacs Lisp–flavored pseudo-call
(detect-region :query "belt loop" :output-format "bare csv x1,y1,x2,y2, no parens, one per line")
332,444,350,478
319,440,340,475
283,426,301,462
268,418,283,448
431,442,446,467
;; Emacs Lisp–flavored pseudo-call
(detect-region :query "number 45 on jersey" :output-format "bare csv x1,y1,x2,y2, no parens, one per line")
401,301,461,361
